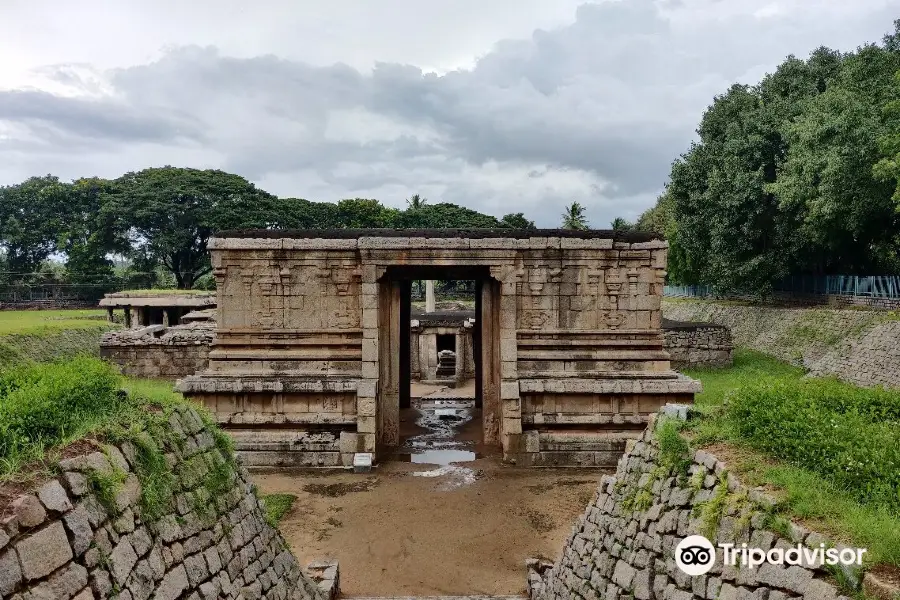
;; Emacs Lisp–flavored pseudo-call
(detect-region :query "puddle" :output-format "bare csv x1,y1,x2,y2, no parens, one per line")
398,449,478,465
397,394,480,489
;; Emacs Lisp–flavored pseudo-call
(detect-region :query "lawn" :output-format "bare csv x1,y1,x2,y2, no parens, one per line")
0,309,112,336
682,349,900,569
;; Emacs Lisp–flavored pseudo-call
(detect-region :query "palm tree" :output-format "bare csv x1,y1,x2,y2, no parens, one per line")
561,202,589,230
407,194,427,210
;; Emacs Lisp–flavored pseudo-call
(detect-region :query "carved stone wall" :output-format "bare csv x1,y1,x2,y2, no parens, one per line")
177,230,699,467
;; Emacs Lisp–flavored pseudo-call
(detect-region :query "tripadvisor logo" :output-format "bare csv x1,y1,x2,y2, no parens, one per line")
675,535,867,576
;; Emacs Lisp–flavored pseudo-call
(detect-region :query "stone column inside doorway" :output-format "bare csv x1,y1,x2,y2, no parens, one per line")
376,278,401,447
480,278,501,446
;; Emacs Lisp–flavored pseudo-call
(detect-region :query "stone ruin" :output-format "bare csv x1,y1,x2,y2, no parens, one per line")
410,307,476,384
99,291,216,328
173,229,700,468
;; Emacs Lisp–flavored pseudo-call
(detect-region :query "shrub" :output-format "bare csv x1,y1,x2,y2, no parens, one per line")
0,357,129,474
726,378,900,511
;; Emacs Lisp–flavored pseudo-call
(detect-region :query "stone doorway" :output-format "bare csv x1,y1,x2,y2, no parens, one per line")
375,266,502,462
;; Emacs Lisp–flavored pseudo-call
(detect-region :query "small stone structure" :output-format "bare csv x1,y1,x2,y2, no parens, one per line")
176,229,700,468
99,291,216,329
661,318,733,369
100,321,215,379
410,308,476,382
664,300,900,388
528,413,860,600
0,405,328,600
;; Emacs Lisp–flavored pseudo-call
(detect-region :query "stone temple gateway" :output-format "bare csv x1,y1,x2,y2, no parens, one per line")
177,229,699,468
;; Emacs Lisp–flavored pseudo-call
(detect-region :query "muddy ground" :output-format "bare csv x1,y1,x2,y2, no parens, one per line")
253,461,605,597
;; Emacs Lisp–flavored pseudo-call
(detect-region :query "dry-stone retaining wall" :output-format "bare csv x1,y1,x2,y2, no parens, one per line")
661,321,733,369
663,299,900,388
528,416,856,600
100,325,213,380
0,405,326,600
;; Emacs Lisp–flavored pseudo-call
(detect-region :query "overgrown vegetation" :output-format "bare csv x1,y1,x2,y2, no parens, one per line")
727,378,900,511
0,357,240,532
0,357,130,476
682,350,900,567
262,494,297,527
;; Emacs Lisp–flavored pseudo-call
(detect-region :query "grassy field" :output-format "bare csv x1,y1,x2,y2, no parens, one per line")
0,309,111,335
0,309,118,368
683,350,900,569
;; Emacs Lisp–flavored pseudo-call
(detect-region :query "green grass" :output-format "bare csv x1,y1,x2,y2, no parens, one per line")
0,309,119,369
262,493,297,527
0,309,112,335
0,357,134,478
683,348,900,569
683,348,805,410
0,357,243,529
121,378,183,405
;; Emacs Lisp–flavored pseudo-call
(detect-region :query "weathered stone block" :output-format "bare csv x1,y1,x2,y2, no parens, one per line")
17,521,73,580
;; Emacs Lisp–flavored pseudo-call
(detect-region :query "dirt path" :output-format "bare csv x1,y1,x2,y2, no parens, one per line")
253,460,606,597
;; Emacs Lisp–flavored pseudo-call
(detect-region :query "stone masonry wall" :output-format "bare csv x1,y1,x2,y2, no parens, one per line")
0,405,326,600
663,299,900,388
662,324,733,370
528,417,856,600
100,326,213,380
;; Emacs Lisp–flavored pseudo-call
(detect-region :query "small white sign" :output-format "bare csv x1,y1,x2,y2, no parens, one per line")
353,453,373,467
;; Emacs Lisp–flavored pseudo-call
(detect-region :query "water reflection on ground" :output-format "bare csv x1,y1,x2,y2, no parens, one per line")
396,395,482,489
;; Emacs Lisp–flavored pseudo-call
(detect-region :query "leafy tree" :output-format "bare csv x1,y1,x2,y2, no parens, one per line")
59,177,124,288
334,198,399,228
499,213,536,229
0,176,69,277
394,203,501,228
561,202,589,230
610,217,634,231
269,198,339,229
103,167,277,289
635,192,674,235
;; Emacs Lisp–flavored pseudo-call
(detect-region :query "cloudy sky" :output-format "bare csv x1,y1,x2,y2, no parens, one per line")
1,0,899,227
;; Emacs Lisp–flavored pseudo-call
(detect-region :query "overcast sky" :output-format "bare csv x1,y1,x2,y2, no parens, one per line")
1,0,899,227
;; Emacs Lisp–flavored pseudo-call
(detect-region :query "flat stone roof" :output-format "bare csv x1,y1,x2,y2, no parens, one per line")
100,291,217,308
215,228,663,242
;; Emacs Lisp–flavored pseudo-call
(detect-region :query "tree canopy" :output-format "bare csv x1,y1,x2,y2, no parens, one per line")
0,171,539,290
644,20,900,293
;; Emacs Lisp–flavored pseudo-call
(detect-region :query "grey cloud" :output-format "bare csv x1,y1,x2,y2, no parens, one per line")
0,89,203,145
2,0,899,226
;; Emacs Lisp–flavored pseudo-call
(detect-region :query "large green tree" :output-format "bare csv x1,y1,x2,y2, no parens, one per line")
0,176,70,277
103,167,277,288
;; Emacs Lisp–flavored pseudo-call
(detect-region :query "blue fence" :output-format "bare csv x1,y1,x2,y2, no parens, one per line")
664,276,900,300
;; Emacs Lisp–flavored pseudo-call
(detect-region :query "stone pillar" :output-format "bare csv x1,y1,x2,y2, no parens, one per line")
377,279,401,446
425,280,435,313
480,278,501,445
106,307,114,323
491,265,522,457
357,267,381,455
162,309,171,327
124,307,132,328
